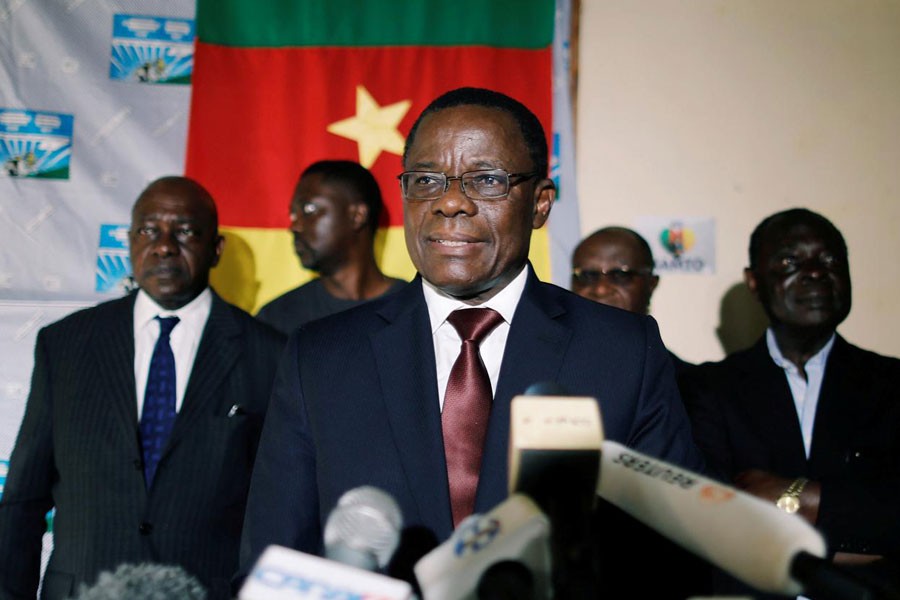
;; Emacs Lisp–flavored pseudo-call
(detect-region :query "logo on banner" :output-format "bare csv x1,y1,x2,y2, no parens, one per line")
110,14,195,84
96,224,132,293
0,459,7,499
635,216,716,275
660,223,695,258
0,109,73,179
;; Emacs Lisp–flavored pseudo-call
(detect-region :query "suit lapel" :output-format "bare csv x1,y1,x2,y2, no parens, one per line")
370,280,452,537
475,273,572,513
737,339,808,474
166,293,241,452
808,335,854,473
90,294,139,449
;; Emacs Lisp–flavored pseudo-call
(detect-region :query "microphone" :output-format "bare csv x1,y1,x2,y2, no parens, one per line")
323,485,403,572
75,563,206,600
596,439,866,597
413,494,552,600
508,393,603,598
387,525,440,598
239,545,413,600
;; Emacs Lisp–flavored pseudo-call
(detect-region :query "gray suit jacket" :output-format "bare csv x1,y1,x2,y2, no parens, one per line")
0,291,285,599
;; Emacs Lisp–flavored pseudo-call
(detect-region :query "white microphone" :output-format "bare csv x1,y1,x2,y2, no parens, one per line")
413,494,552,600
239,545,413,600
597,439,827,596
324,485,403,572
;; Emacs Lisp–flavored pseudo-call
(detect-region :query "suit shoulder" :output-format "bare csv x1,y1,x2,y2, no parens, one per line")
840,338,900,377
39,295,132,339
219,300,287,346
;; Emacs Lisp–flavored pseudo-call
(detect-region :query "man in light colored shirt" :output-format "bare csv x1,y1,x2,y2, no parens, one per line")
0,176,285,599
240,87,704,596
681,208,900,598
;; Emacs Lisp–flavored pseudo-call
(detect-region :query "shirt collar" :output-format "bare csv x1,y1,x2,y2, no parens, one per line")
134,287,213,332
421,264,529,334
766,327,836,372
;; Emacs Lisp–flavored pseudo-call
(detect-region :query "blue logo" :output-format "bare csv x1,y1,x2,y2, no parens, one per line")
110,14,195,84
454,516,501,556
96,224,131,293
0,459,8,500
0,109,73,179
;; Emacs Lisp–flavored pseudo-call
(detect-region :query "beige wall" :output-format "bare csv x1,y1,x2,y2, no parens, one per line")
576,0,900,363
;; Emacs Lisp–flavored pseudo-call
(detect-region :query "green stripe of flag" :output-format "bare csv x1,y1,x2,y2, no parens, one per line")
197,0,554,48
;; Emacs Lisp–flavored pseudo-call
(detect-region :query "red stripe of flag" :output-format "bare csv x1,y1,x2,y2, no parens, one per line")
186,43,551,229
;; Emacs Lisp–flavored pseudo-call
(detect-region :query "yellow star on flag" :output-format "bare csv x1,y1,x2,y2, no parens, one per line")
326,85,411,168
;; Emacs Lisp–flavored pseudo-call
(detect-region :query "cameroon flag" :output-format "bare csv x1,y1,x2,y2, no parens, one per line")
186,0,555,313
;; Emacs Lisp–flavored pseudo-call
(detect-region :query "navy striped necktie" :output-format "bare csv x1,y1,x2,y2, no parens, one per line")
140,316,179,488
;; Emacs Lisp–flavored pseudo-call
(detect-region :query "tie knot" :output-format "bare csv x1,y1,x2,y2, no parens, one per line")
155,316,180,339
447,308,504,344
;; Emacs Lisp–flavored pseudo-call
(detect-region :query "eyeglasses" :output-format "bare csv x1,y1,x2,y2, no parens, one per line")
398,169,539,201
571,267,653,286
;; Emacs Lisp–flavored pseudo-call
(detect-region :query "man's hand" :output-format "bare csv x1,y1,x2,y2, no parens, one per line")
733,468,821,525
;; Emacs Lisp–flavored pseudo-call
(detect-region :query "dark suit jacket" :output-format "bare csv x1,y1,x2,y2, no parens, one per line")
0,291,285,600
240,270,705,589
680,335,900,596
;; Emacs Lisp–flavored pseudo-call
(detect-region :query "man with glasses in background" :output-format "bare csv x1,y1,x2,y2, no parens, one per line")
240,88,704,596
571,226,692,374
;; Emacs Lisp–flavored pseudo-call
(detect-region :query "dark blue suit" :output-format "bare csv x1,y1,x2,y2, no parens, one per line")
0,292,285,600
240,269,704,578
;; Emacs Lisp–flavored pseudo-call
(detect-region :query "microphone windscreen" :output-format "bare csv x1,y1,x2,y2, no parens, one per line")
324,485,403,571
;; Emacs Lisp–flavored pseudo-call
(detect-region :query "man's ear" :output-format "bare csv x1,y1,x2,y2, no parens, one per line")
211,234,225,268
743,267,759,300
648,274,660,295
350,202,369,232
531,179,555,229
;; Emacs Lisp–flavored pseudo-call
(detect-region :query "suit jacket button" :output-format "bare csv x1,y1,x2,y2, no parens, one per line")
133,459,143,470
139,522,153,535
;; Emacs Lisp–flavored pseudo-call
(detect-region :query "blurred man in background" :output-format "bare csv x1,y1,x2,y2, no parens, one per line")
255,160,405,334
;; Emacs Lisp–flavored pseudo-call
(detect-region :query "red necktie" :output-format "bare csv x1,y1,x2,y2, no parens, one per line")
442,308,505,527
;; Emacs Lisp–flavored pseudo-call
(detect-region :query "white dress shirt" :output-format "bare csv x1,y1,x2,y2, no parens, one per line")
766,328,836,459
133,288,213,418
422,265,528,412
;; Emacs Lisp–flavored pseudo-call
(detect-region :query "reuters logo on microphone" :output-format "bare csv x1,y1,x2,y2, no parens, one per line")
699,484,735,503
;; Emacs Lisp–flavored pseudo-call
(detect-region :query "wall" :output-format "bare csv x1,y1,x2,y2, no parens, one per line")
576,0,900,362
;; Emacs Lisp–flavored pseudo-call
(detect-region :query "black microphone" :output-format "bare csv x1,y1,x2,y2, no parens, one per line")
476,560,536,600
791,551,893,600
386,525,440,598
509,388,603,599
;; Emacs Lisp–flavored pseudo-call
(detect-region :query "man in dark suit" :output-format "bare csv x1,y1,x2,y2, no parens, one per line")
0,176,285,599
571,226,693,375
680,208,900,597
240,88,704,591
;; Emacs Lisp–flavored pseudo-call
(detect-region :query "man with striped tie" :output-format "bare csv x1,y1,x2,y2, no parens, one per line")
0,176,285,599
